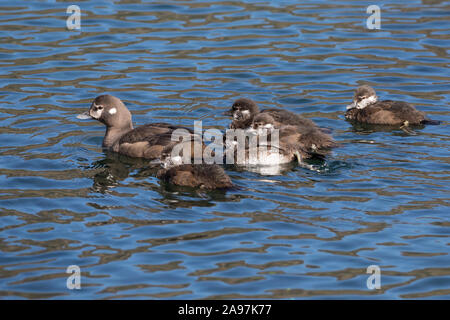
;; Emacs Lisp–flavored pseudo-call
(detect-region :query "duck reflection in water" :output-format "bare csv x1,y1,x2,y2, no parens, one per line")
88,151,237,206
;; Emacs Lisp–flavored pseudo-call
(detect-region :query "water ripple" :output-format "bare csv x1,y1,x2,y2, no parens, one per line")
0,0,449,299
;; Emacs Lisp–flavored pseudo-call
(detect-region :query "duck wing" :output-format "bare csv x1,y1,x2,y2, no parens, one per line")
278,125,334,159
380,101,426,124
119,123,193,144
261,109,316,128
116,123,202,160
357,101,425,125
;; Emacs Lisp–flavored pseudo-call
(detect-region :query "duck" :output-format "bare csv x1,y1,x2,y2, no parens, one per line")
223,99,335,164
225,98,319,130
345,85,440,127
77,94,233,189
249,113,335,161
157,164,233,189
222,112,334,170
77,95,203,161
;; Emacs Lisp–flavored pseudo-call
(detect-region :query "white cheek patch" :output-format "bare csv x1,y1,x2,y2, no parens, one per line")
109,108,117,115
90,109,103,119
241,110,250,118
357,95,378,109
90,103,103,119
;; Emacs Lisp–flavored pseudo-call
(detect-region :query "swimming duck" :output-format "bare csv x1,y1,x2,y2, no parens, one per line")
222,98,335,168
77,94,232,189
222,112,334,170
157,164,233,189
77,95,204,161
249,113,335,161
225,98,317,130
345,85,440,127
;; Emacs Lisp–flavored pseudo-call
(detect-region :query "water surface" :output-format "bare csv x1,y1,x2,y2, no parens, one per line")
0,0,449,299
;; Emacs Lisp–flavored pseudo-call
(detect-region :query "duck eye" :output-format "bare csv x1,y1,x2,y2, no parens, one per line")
98,105,104,110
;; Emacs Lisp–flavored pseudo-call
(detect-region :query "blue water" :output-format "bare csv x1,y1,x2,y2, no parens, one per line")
0,0,449,299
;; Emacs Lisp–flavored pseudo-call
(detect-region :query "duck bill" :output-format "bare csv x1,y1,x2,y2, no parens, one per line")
76,111,92,120
346,102,356,110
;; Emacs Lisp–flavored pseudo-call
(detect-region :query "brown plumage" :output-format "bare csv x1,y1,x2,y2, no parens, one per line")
260,109,317,128
77,95,232,189
345,85,439,125
157,164,233,189
225,98,317,130
77,95,204,161
251,113,335,161
227,98,259,129
116,123,202,161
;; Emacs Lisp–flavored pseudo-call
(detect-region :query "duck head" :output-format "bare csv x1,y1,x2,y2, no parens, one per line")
347,85,378,110
77,95,134,147
224,98,259,128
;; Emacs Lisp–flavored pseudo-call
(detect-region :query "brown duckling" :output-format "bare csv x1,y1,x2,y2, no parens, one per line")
157,164,233,189
225,98,317,130
250,113,335,161
345,85,440,127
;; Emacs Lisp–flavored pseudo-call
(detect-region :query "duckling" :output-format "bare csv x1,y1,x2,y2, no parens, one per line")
157,164,233,189
250,113,335,161
345,85,440,129
225,98,317,130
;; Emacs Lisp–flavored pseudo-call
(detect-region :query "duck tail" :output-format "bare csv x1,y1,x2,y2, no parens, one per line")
421,119,441,125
